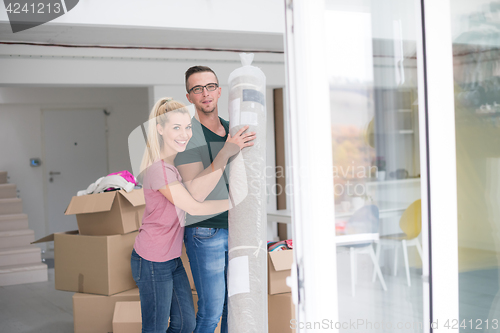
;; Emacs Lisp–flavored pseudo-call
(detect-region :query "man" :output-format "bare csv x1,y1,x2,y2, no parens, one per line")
175,66,255,333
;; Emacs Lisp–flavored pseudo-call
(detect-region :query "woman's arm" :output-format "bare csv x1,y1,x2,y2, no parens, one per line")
158,181,229,216
177,125,256,202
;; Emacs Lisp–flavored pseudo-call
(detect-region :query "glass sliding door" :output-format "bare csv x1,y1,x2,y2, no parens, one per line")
284,0,462,331
450,1,500,330
324,0,428,331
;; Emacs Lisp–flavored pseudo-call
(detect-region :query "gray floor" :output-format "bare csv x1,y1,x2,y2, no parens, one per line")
336,250,424,333
335,250,500,333
459,269,500,332
1,250,498,333
0,267,73,333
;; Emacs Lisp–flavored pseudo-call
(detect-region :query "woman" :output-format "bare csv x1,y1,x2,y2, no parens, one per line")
131,98,233,333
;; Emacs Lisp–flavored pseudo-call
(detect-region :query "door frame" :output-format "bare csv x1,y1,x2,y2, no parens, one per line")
284,0,339,329
419,0,459,330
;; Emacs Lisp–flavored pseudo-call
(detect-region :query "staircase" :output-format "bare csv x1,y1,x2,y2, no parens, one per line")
0,171,48,286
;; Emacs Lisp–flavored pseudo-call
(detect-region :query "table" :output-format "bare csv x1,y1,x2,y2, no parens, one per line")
267,202,409,246
268,201,408,224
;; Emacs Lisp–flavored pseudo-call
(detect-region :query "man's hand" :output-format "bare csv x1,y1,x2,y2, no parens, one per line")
222,125,256,157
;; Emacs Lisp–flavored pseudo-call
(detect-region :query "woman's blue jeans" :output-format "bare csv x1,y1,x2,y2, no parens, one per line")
184,227,228,333
131,249,196,333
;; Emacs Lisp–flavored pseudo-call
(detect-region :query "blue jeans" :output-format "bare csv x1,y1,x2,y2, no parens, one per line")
131,249,196,333
184,227,228,333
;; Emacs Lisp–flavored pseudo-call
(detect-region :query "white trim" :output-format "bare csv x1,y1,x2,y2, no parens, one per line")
284,0,338,331
422,0,459,330
414,1,432,331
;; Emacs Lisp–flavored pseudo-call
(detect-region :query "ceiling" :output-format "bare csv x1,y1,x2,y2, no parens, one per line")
0,22,285,54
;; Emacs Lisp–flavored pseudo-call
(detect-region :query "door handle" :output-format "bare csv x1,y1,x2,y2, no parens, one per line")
49,171,61,175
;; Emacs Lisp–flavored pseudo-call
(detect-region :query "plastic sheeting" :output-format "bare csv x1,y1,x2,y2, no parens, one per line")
227,53,268,333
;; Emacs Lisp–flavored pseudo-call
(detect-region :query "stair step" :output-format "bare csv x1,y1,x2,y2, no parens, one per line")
0,214,29,231
0,246,42,267
0,229,35,249
0,198,22,215
0,171,6,184
0,184,16,199
0,263,48,286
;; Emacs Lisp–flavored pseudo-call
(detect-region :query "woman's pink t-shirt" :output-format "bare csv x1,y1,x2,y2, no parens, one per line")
134,160,185,262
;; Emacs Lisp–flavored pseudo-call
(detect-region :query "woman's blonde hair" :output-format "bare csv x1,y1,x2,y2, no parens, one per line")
139,97,190,174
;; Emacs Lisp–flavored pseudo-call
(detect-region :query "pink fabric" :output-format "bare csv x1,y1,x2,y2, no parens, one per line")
133,160,185,262
107,170,137,185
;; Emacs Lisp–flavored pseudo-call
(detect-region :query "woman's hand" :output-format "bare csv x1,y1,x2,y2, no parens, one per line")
222,125,256,157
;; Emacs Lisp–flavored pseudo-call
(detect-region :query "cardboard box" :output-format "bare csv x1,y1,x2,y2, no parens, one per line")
105,291,222,333
268,249,293,295
192,290,221,333
105,291,219,333
113,301,142,333
73,288,140,333
65,189,145,236
268,293,296,333
33,231,138,295
181,243,195,291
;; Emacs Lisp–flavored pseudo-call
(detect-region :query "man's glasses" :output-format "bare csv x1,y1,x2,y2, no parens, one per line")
188,83,219,94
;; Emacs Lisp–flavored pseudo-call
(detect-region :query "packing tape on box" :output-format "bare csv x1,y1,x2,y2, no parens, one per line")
78,273,84,293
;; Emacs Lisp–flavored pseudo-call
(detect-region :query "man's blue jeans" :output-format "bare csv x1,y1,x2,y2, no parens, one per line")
131,249,196,333
184,227,228,333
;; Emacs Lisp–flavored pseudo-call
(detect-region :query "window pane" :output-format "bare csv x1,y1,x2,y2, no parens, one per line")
450,0,500,329
325,0,426,331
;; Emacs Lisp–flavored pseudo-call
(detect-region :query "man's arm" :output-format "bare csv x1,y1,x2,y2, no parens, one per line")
178,125,256,202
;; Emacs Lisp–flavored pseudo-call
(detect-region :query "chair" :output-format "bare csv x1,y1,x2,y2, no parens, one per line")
372,199,423,287
340,205,387,296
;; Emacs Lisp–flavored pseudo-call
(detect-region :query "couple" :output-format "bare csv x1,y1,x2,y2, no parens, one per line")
131,66,256,333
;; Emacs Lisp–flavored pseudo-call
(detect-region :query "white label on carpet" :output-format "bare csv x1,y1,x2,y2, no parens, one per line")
229,99,241,128
228,256,250,297
241,112,258,126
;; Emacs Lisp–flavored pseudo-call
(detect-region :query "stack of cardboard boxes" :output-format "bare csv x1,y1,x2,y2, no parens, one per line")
33,189,145,333
0,170,48,287
30,188,213,333
268,248,296,333
28,181,297,332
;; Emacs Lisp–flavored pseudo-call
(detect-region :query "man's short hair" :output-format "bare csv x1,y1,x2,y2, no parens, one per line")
185,66,219,92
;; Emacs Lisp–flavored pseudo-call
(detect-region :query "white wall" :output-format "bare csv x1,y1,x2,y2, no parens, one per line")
0,0,285,34
0,87,149,240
